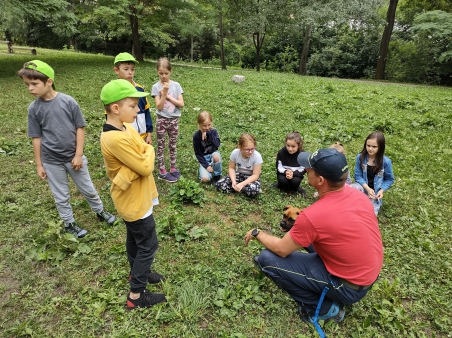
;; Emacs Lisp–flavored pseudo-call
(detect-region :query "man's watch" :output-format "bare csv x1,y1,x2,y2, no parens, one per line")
251,228,260,238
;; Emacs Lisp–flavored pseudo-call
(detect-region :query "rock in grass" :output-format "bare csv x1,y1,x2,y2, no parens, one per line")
232,75,245,83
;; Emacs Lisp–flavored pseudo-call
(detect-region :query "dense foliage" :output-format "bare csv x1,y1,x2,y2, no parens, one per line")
0,0,451,84
0,48,451,337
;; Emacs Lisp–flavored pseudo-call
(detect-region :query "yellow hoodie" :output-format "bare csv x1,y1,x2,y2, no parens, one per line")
100,123,158,222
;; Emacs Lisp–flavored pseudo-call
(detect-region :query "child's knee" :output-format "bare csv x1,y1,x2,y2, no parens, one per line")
212,154,221,163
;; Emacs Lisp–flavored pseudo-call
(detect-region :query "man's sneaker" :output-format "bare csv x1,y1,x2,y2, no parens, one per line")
169,169,181,180
126,290,166,310
158,173,177,183
297,303,345,324
65,221,88,238
128,271,166,284
97,210,119,225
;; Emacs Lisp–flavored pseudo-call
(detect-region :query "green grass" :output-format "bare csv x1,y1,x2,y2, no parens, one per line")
0,46,451,337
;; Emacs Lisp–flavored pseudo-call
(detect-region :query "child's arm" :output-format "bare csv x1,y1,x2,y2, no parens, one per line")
235,164,262,191
377,157,395,199
167,93,184,108
112,141,155,177
193,133,210,169
32,137,46,179
72,127,85,170
228,160,237,186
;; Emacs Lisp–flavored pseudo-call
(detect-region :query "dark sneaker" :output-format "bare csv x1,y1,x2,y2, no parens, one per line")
128,271,166,284
158,173,177,183
297,303,345,324
212,175,221,183
97,210,119,225
65,221,88,238
169,169,181,180
126,290,166,310
270,182,279,188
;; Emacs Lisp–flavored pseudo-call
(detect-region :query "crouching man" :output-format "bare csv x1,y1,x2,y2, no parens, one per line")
245,148,383,327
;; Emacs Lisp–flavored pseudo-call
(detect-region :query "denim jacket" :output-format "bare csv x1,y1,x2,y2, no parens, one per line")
353,154,394,194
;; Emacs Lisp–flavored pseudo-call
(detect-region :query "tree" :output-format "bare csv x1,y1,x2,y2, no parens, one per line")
0,0,77,48
375,0,398,79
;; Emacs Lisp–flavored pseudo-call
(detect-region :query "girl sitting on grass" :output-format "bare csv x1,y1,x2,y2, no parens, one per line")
351,131,395,216
216,133,262,198
193,111,222,184
272,131,306,195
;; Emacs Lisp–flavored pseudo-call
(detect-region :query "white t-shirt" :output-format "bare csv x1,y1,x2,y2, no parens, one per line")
151,81,184,118
230,148,263,176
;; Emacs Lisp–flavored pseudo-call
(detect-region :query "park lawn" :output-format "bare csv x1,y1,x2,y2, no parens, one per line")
0,47,451,337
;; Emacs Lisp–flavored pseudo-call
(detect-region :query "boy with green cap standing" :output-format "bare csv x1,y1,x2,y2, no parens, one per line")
113,52,153,144
100,79,166,309
17,60,118,238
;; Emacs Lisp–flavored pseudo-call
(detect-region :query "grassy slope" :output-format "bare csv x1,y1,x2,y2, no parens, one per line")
0,47,451,337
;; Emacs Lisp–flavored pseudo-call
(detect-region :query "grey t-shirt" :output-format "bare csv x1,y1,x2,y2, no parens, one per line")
230,148,263,176
27,92,86,164
151,81,184,118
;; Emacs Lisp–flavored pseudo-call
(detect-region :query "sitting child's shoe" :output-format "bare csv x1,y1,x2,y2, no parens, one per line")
126,290,166,310
97,210,119,225
158,173,177,183
297,187,307,196
169,169,181,180
65,221,88,238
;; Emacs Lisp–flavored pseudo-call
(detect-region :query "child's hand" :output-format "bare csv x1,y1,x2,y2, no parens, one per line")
285,169,293,180
366,188,377,199
36,165,46,179
202,131,207,140
376,190,384,200
145,133,152,144
72,155,83,170
233,182,243,192
207,166,213,173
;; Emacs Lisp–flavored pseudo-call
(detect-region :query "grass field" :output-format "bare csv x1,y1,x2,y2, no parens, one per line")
0,46,451,337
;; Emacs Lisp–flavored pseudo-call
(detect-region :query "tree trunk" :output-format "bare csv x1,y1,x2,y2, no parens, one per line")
253,31,265,72
190,35,194,62
298,24,312,75
129,12,143,61
219,2,227,70
375,0,398,80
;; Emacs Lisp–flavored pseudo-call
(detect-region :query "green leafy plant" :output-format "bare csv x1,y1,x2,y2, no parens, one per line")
26,220,91,264
169,177,206,207
156,211,208,242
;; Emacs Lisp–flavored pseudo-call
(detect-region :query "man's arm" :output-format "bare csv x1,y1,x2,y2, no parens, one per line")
244,229,303,258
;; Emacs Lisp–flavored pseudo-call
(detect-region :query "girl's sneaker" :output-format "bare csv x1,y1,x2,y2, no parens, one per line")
65,221,88,238
158,173,177,182
169,169,181,180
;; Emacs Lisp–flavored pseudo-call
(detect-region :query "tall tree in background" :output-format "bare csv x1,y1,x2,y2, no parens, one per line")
375,0,398,79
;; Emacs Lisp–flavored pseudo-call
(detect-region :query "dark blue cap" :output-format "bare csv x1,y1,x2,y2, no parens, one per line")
297,148,349,182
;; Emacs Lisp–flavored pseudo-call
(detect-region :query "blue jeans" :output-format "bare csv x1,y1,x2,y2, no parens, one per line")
199,151,222,181
350,183,382,215
125,214,159,293
255,249,373,316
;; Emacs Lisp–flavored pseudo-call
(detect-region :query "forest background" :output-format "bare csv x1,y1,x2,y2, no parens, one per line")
0,0,452,85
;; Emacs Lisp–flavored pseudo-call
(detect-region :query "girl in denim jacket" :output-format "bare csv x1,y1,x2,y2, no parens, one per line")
352,132,394,216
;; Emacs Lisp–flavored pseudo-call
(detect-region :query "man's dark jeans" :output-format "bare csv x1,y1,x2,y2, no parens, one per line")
124,214,158,293
255,249,373,315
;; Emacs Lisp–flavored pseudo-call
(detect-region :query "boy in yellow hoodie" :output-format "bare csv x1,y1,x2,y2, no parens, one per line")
100,79,165,309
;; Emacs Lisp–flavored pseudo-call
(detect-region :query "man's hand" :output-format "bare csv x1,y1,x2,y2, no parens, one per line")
244,229,256,246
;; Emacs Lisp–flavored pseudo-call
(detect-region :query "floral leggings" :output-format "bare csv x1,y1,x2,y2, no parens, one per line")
216,173,261,198
156,116,179,172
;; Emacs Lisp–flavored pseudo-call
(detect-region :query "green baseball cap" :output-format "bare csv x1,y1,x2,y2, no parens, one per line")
114,52,138,65
101,79,149,105
24,60,55,89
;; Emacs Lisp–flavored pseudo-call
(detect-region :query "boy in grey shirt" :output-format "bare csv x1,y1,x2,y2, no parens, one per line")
17,60,118,237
